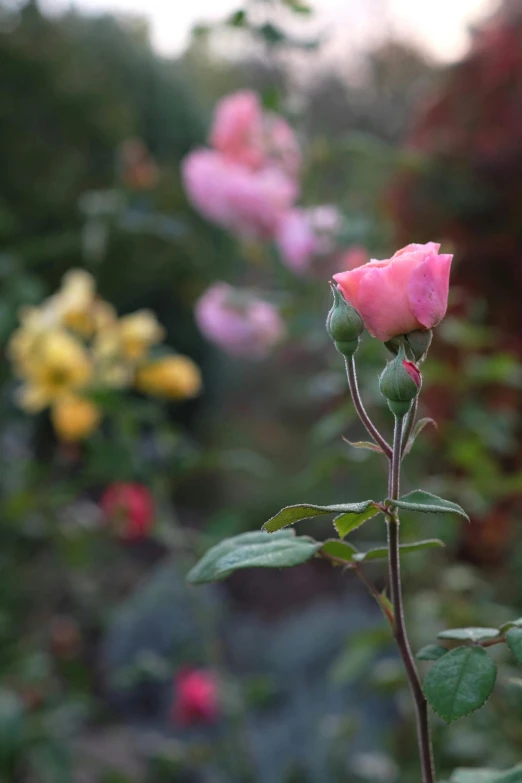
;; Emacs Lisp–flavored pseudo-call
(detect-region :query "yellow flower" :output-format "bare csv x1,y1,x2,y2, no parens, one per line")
117,310,165,360
55,269,96,336
51,395,101,441
135,355,202,400
17,331,93,411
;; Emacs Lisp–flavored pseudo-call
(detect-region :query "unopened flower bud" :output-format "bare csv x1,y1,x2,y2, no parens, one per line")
405,329,432,364
385,329,433,364
326,283,364,357
379,348,422,417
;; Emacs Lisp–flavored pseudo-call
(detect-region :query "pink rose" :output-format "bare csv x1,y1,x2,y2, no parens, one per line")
210,90,301,178
182,150,297,240
276,209,318,273
333,242,453,342
195,283,285,359
210,90,265,170
101,482,155,541
171,668,220,725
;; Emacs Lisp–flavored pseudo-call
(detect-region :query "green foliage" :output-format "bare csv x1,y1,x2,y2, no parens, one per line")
387,490,469,521
449,766,522,782
423,647,497,723
263,501,378,533
403,417,437,455
187,530,322,584
506,627,522,666
333,506,380,538
320,539,358,563
438,628,500,643
416,645,448,661
352,539,444,563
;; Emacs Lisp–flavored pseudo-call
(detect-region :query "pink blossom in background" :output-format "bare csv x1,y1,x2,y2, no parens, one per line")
333,242,453,342
338,245,370,271
210,90,265,170
263,114,301,179
276,209,318,273
195,282,285,359
171,668,220,725
182,150,297,240
101,482,155,540
210,90,301,178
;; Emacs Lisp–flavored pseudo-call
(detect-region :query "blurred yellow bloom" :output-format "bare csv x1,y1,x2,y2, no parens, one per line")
135,355,202,400
17,331,93,411
117,310,165,360
54,269,96,335
51,395,101,442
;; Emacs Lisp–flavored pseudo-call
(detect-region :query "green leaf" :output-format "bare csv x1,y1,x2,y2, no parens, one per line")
263,501,377,533
417,645,448,661
438,627,500,643
333,506,380,538
227,9,247,26
282,0,313,13
187,530,321,584
507,627,522,665
404,417,437,455
450,772,503,783
342,437,384,454
423,646,497,723
387,490,469,521
352,539,445,563
320,539,357,563
450,766,522,783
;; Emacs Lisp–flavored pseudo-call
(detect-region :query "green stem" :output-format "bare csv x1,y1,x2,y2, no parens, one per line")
401,397,418,457
388,414,436,783
345,356,392,459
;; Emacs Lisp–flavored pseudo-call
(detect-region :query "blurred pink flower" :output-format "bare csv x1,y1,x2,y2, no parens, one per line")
338,245,370,271
210,90,301,178
276,209,318,273
101,482,155,541
195,282,285,359
334,242,453,342
171,668,220,725
182,150,297,240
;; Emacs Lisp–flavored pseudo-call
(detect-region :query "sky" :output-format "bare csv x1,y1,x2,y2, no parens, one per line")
41,0,498,62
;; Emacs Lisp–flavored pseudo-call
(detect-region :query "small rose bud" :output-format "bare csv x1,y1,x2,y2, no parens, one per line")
326,283,364,357
379,348,422,417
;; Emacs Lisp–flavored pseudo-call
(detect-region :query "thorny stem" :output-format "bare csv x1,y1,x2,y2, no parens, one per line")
345,356,392,459
388,413,436,783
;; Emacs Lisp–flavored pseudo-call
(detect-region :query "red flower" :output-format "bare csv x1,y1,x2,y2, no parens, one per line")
402,360,422,388
101,482,155,541
171,668,220,726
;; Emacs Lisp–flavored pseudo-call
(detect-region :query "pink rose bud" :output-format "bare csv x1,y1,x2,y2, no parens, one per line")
101,482,155,541
171,668,220,725
402,360,422,388
182,150,297,240
379,348,422,417
333,242,453,342
195,283,285,359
